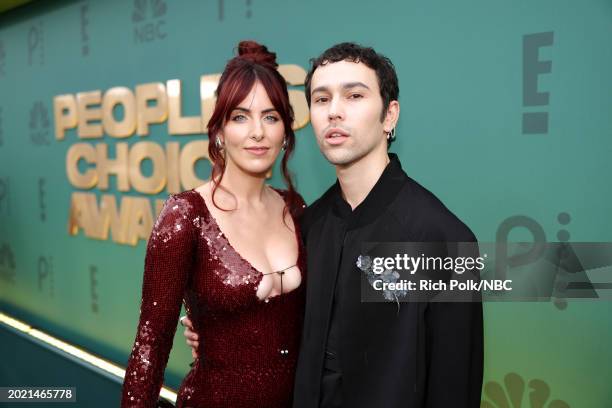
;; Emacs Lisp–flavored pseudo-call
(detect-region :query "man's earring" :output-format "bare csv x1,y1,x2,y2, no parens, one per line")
282,137,288,151
215,137,224,150
387,128,396,141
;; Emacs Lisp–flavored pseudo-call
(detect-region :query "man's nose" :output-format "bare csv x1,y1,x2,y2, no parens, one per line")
328,96,344,121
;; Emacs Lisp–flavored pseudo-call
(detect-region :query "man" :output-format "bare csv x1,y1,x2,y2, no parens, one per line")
183,42,483,407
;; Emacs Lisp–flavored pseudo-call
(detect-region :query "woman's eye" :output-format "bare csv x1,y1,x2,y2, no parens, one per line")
232,114,247,122
264,115,279,123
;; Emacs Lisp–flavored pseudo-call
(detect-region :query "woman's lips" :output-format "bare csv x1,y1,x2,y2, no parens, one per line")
244,147,270,156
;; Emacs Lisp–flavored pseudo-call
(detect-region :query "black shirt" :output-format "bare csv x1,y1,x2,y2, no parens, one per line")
325,155,404,361
293,153,484,408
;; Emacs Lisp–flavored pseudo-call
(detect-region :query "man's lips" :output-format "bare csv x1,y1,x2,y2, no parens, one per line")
324,128,349,145
324,128,349,139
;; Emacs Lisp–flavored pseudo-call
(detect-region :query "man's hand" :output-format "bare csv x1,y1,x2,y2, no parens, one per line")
180,316,199,359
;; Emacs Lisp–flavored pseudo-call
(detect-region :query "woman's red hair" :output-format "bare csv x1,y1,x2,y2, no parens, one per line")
207,40,302,219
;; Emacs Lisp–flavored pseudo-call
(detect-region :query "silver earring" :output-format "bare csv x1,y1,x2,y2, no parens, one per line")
387,128,396,141
215,137,224,150
282,137,288,151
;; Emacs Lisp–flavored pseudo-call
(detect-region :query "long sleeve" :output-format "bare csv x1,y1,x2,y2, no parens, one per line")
121,194,196,407
424,301,484,407
424,237,484,408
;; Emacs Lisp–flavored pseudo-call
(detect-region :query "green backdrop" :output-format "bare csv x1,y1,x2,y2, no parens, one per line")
1,0,611,406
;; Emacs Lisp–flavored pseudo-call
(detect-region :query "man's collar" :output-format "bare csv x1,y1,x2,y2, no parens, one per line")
332,153,407,229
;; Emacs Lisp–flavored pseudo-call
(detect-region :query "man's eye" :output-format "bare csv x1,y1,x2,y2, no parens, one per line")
314,97,329,103
349,94,363,99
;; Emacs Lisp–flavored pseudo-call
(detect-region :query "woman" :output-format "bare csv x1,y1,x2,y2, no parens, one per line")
121,41,306,408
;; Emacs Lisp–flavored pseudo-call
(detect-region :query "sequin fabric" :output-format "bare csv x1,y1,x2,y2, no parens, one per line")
121,189,306,408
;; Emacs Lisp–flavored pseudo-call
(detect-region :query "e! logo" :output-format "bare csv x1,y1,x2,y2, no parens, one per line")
90,265,99,313
246,0,252,18
39,178,47,222
217,0,254,21
0,106,4,147
0,243,16,284
0,39,6,76
522,32,554,134
80,4,90,56
0,177,9,215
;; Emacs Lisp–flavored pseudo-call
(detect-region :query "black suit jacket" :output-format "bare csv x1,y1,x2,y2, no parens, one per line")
293,154,483,408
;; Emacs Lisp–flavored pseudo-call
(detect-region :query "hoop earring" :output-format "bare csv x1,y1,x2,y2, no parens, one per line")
281,137,288,151
215,137,224,150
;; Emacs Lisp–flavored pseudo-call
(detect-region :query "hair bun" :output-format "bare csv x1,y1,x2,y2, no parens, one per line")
237,40,277,67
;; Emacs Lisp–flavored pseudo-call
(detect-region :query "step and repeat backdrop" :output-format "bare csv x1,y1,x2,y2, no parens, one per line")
0,0,611,405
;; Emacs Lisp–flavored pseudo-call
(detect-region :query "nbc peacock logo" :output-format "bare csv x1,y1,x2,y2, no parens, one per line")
132,0,167,22
481,373,570,408
131,0,167,43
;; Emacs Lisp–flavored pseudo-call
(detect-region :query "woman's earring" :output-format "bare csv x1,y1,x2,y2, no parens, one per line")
387,128,396,141
215,137,224,150
281,137,288,151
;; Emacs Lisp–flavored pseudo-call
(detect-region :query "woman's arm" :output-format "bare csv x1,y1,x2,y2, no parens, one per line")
121,194,196,407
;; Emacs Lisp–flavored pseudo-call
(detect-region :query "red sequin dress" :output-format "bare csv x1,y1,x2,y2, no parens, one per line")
121,189,306,408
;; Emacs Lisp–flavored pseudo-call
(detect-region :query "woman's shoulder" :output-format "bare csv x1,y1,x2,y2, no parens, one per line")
147,190,202,247
165,189,201,210
155,189,202,226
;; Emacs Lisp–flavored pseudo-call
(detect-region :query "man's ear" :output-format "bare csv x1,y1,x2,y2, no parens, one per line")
383,100,400,134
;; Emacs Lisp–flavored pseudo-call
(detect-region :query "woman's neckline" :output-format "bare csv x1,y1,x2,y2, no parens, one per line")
188,187,302,301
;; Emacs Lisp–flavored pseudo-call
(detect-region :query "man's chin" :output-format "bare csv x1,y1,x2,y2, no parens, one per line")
322,150,361,167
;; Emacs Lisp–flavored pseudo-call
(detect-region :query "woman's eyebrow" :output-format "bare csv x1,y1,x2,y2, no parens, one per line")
233,106,278,114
